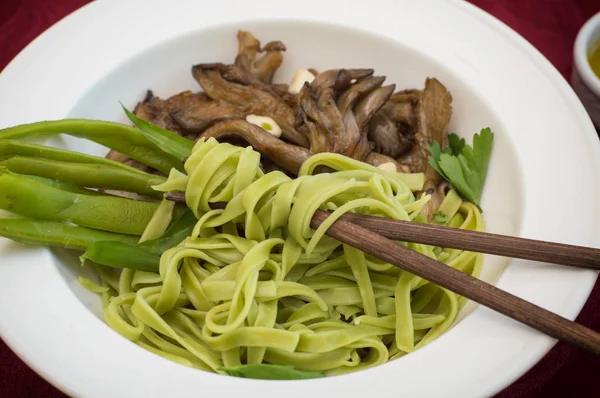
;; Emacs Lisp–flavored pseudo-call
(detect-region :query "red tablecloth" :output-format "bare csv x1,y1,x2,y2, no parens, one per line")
0,0,599,397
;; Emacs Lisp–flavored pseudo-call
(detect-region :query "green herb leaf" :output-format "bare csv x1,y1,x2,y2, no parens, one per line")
427,128,494,209
426,141,446,178
137,210,197,255
121,104,193,161
219,364,325,380
432,212,448,224
448,133,465,156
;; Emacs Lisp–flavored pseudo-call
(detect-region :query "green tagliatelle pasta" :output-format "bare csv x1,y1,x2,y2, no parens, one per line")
99,137,484,376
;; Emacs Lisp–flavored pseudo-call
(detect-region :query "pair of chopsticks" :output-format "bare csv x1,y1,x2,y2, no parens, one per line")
167,193,600,356
310,210,600,357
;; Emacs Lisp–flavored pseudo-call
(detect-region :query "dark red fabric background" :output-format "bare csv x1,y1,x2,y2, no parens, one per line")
0,0,599,397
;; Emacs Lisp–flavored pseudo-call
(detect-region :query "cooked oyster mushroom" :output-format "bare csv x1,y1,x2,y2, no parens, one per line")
108,30,455,222
170,99,243,133
192,64,309,147
297,72,393,160
399,78,453,220
235,30,286,84
368,89,420,158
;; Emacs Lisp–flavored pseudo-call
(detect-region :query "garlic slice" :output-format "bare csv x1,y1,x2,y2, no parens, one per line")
288,69,316,94
245,115,282,138
377,162,398,173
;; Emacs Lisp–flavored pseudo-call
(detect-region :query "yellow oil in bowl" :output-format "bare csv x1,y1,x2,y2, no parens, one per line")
590,41,600,79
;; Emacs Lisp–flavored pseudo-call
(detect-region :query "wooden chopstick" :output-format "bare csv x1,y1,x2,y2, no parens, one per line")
309,214,600,357
166,192,600,355
312,211,600,270
167,192,600,270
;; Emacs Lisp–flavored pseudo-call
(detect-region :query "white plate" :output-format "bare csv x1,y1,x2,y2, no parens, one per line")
0,0,599,397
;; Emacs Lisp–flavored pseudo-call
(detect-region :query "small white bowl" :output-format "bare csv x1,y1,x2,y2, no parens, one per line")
573,11,600,128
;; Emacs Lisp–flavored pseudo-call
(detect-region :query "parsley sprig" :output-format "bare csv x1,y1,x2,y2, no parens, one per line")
427,128,494,210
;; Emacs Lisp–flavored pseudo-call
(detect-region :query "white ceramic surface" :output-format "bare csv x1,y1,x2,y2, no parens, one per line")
573,11,600,127
0,0,598,397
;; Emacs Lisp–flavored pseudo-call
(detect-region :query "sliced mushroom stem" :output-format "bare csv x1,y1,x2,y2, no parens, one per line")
201,119,311,175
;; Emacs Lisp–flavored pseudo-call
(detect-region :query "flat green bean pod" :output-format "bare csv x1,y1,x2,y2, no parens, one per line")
0,119,183,173
0,156,166,198
0,172,158,235
0,219,139,250
0,140,148,175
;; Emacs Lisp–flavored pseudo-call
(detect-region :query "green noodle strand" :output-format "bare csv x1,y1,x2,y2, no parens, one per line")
93,137,486,377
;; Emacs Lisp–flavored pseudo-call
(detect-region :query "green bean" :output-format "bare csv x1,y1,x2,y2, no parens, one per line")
5,170,105,196
0,140,148,175
0,156,166,198
0,119,182,174
0,219,139,251
80,209,196,272
81,241,160,272
0,173,158,235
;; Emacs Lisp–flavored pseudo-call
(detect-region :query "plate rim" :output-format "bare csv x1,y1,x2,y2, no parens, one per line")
0,0,598,397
